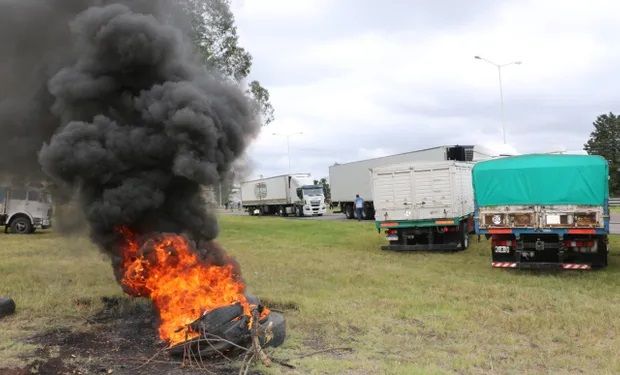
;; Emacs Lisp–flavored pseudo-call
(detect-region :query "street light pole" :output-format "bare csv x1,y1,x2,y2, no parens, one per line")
272,132,303,173
474,56,522,144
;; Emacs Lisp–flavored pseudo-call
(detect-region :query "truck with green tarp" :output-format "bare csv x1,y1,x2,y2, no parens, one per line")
473,154,609,269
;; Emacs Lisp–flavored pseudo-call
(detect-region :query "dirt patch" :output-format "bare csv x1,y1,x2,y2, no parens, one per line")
0,297,253,375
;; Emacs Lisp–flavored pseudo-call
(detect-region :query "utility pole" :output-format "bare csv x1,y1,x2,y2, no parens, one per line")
474,56,522,144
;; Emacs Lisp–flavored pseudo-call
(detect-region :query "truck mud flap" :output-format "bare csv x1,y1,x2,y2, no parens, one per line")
492,262,592,270
382,243,461,252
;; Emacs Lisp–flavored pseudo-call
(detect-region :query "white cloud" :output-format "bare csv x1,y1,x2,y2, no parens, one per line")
234,0,620,180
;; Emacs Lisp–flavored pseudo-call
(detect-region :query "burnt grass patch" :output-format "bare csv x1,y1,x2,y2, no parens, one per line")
1,296,249,375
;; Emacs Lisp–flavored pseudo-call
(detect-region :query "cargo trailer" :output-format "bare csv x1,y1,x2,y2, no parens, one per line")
473,154,609,270
373,161,474,251
329,145,492,220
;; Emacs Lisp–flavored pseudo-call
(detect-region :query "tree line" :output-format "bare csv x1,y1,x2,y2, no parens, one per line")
585,113,620,196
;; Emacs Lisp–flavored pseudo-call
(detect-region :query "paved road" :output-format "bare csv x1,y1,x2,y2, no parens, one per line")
611,213,620,235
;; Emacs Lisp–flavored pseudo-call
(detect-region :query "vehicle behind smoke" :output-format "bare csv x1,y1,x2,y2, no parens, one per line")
0,186,52,234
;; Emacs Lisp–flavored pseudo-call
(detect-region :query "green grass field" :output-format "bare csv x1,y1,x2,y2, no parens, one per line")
1,216,619,374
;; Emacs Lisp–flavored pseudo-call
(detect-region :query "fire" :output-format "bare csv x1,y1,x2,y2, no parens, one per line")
118,228,251,346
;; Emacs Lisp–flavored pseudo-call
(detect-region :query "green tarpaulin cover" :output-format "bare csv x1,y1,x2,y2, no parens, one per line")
473,154,609,206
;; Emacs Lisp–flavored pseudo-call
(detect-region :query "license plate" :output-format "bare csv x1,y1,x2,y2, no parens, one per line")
494,246,510,254
386,236,399,242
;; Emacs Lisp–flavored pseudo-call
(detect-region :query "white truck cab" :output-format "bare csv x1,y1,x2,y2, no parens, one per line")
0,186,52,234
296,184,327,216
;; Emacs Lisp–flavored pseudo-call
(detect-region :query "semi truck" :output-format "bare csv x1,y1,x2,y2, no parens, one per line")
473,154,609,270
240,174,327,217
329,145,493,220
373,161,474,251
0,186,52,234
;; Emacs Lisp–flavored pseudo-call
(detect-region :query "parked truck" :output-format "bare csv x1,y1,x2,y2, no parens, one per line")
0,186,52,234
240,174,327,217
330,145,492,220
373,161,474,251
473,154,609,270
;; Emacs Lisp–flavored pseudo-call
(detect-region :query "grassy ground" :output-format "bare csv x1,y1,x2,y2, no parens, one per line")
1,217,620,374
611,206,620,213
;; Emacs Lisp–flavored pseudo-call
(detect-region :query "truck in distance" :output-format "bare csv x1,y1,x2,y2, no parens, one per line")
373,161,474,251
473,154,609,269
329,145,492,220
0,185,52,234
240,174,327,217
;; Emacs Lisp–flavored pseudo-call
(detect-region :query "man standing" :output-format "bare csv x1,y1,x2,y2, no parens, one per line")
354,194,364,221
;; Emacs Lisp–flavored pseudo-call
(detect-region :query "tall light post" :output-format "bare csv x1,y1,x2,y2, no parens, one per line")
272,132,303,173
474,56,522,144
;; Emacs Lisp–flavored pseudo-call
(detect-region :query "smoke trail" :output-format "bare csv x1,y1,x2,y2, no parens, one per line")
1,1,259,269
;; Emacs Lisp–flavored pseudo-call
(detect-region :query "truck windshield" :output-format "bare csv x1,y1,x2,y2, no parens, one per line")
11,189,26,200
28,190,41,202
303,188,323,197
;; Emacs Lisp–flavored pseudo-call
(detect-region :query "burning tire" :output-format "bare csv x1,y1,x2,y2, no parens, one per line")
259,311,286,347
0,297,16,318
168,296,286,359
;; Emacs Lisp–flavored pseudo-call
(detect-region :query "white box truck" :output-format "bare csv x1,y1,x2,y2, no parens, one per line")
329,145,492,220
0,185,52,234
241,174,327,217
372,161,474,251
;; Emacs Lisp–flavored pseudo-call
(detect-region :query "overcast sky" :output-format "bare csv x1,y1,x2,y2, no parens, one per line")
231,0,619,181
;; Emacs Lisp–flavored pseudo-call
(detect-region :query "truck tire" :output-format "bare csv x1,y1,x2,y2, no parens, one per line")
594,237,608,268
363,204,374,220
460,222,469,250
344,204,354,219
10,217,32,234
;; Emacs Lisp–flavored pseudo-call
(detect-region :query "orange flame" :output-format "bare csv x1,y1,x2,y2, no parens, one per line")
118,228,251,346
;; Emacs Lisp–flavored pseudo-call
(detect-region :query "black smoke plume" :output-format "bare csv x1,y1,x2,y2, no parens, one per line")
0,1,260,269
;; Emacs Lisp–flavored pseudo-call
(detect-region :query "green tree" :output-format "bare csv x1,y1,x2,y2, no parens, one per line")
584,112,620,196
313,178,331,203
179,0,274,124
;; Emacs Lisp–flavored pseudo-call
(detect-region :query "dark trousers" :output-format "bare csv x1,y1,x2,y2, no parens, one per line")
355,207,363,220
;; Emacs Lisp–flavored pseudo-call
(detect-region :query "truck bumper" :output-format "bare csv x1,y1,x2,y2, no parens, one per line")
492,262,592,270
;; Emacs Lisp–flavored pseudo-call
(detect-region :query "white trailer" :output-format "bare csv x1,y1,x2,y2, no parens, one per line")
372,161,474,251
329,145,492,220
0,186,53,234
240,174,327,217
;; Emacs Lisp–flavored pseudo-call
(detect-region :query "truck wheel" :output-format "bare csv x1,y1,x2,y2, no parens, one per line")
594,237,608,268
460,222,469,250
344,204,354,219
10,217,32,234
